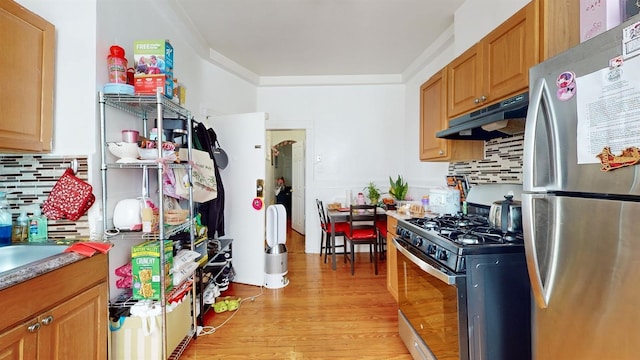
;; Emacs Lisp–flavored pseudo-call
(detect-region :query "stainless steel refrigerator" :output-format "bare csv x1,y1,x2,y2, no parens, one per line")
523,15,640,360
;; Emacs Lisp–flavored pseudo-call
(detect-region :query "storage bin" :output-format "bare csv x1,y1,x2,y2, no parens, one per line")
110,294,191,360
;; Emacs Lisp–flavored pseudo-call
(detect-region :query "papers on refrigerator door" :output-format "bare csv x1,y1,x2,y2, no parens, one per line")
575,55,640,164
622,20,640,58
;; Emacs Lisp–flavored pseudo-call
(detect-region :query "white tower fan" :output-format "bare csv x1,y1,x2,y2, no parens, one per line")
264,204,289,289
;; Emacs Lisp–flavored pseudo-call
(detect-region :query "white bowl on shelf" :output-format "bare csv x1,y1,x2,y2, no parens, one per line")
107,142,139,162
138,147,176,160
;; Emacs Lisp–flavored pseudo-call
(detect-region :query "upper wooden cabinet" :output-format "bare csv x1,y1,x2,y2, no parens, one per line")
420,69,483,162
0,0,55,152
447,0,578,119
537,0,579,61
448,3,535,118
447,43,485,119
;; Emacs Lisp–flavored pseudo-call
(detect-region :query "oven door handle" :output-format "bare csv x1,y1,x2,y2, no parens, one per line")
393,237,460,285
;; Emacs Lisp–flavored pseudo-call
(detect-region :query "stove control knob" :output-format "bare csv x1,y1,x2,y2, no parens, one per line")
438,250,449,261
426,244,436,254
413,237,424,247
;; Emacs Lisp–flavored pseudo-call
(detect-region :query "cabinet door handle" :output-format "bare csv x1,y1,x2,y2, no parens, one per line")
41,315,54,325
480,95,487,102
474,98,480,104
27,322,41,333
439,150,444,155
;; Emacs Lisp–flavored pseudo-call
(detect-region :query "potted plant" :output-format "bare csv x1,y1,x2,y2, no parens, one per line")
363,182,381,205
389,175,408,203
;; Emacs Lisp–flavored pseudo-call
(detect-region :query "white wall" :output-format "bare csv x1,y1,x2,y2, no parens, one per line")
15,0,533,257
14,0,259,292
258,84,405,253
11,0,257,200
257,0,534,254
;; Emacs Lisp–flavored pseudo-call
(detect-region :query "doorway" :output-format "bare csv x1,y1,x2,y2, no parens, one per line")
266,130,305,235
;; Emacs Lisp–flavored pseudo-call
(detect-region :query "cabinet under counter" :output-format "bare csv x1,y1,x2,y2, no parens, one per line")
0,254,108,360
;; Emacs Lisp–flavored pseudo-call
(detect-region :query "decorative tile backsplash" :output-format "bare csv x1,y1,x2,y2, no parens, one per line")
0,136,523,239
0,155,90,240
449,134,524,185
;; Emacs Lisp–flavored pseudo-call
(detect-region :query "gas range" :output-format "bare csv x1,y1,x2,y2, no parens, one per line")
394,184,531,360
395,184,525,274
396,214,524,273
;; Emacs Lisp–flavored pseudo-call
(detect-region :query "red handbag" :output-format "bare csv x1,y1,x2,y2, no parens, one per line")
42,168,95,221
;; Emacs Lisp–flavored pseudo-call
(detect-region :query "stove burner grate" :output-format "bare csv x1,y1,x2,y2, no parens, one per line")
407,215,523,245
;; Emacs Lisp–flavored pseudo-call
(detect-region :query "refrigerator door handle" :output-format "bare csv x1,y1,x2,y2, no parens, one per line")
524,77,559,192
522,193,557,308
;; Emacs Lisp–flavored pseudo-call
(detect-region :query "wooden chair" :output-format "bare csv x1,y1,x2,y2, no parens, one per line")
344,204,378,275
316,199,349,263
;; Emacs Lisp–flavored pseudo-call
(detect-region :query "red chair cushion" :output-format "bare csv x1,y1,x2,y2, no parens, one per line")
348,228,376,239
325,222,350,233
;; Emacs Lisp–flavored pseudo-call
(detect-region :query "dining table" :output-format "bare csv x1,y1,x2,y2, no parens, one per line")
327,206,387,270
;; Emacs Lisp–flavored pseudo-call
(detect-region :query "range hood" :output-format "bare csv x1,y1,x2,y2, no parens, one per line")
436,92,529,140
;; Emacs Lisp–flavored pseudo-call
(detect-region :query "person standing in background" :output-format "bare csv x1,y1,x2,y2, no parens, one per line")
274,177,285,196
274,177,292,217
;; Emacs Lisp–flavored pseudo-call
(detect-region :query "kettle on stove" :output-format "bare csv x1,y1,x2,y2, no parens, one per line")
488,195,522,233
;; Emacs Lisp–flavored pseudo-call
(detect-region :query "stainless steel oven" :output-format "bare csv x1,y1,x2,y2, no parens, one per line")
392,184,531,360
395,237,468,360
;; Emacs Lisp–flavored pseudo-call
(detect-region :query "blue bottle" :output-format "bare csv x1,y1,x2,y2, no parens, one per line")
0,192,13,246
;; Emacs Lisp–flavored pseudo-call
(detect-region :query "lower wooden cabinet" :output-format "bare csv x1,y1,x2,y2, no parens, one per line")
386,215,399,302
0,255,108,360
0,318,37,359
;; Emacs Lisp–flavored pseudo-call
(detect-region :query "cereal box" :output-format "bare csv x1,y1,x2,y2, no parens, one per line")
131,240,173,300
133,40,174,76
133,40,174,98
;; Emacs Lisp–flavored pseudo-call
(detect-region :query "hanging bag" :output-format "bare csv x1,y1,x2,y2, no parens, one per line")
174,148,218,203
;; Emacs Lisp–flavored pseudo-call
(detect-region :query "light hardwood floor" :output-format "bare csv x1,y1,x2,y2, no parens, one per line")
181,224,412,359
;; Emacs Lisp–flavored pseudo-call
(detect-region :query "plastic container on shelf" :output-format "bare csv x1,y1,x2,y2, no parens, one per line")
107,45,128,84
0,192,12,246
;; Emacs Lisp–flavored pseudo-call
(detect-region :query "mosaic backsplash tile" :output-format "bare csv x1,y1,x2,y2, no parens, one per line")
0,136,523,239
449,134,524,185
0,155,90,240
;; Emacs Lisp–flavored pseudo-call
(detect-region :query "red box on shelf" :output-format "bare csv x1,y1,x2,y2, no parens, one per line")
134,74,173,98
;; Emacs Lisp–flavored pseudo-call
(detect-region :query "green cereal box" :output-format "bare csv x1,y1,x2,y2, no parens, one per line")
133,40,174,98
131,240,173,300
133,40,174,76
